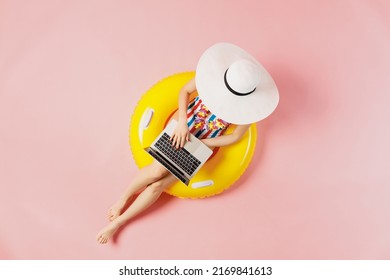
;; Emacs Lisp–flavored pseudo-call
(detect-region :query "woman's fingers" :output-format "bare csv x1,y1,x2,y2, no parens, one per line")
180,136,186,148
170,132,189,149
171,133,180,149
173,135,180,149
170,124,191,149
171,133,178,148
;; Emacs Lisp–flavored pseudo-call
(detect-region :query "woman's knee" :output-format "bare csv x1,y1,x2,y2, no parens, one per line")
147,180,167,194
150,161,169,180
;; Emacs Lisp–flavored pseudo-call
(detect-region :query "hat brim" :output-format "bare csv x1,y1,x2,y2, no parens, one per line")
195,42,279,125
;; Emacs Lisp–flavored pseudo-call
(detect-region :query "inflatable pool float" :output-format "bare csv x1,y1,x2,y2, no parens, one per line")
129,72,257,199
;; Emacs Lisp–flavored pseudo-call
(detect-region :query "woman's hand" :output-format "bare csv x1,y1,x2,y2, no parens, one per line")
170,120,190,149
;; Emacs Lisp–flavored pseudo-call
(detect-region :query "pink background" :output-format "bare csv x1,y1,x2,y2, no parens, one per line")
1,0,390,259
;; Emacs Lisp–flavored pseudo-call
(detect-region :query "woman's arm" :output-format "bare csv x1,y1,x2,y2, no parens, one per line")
177,78,196,124
171,78,196,149
201,124,251,149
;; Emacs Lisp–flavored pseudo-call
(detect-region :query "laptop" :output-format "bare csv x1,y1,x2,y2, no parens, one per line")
145,119,213,185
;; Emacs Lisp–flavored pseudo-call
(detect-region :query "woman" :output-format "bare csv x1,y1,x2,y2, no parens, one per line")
96,42,279,244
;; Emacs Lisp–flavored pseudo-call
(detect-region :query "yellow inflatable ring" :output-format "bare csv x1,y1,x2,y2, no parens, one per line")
129,72,257,199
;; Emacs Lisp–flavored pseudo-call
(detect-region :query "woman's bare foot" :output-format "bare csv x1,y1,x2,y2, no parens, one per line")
96,222,120,244
108,197,131,221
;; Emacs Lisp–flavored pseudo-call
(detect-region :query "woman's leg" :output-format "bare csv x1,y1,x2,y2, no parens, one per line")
96,173,177,244
108,160,169,221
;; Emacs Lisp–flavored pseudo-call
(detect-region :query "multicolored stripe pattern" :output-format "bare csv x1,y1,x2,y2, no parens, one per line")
186,96,230,139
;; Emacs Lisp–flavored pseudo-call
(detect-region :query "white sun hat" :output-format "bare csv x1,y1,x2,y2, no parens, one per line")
195,42,279,125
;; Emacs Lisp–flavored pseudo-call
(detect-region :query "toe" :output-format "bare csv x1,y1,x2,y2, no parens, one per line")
110,214,119,221
96,231,104,243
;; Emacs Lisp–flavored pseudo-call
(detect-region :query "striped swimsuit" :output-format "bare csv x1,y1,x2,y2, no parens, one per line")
186,96,230,139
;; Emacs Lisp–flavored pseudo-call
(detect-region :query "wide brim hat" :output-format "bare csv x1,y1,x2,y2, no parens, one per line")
195,42,279,125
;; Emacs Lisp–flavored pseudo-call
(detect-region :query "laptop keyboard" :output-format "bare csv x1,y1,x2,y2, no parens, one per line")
155,133,201,176
146,148,189,185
